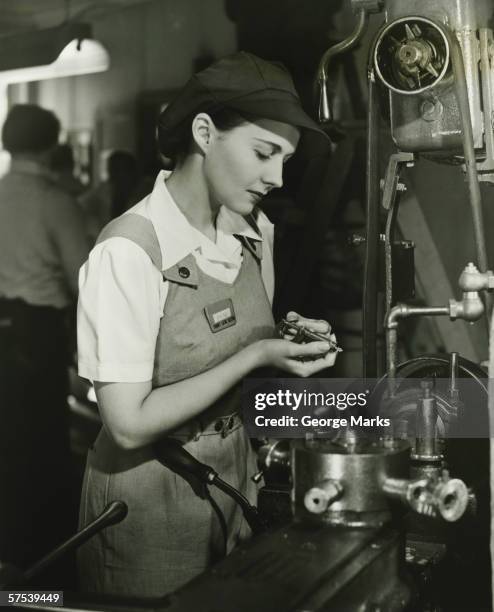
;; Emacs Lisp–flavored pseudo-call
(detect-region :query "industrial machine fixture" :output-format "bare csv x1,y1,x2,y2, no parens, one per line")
303,0,494,608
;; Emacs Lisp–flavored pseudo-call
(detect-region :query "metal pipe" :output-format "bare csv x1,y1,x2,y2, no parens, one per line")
445,28,491,323
449,351,459,402
382,477,424,503
381,152,414,318
385,304,449,396
414,381,439,459
384,196,399,317
363,71,381,378
384,212,394,318
317,9,368,123
384,289,483,396
386,304,450,330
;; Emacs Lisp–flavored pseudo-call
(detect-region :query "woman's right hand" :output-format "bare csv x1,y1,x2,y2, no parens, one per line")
254,338,337,377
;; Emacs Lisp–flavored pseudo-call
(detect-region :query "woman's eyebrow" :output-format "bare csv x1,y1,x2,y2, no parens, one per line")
252,138,282,153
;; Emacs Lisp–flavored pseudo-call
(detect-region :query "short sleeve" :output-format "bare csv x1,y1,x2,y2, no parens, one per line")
77,237,166,383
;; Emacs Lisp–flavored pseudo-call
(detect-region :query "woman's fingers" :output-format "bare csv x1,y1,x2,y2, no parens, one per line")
262,337,339,375
286,311,299,322
286,340,339,376
290,340,331,358
285,311,332,336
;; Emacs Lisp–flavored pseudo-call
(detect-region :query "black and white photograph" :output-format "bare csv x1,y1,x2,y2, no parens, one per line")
0,0,493,610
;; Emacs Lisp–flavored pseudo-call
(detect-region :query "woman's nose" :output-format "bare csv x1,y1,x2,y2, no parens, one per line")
262,159,283,189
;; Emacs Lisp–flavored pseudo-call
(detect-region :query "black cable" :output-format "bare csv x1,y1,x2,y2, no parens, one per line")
153,437,267,544
204,486,227,560
212,476,267,535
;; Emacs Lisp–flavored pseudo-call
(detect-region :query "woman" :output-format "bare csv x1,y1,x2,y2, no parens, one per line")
77,51,337,598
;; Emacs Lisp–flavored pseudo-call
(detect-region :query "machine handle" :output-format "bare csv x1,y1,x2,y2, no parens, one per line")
2,501,128,587
154,437,217,483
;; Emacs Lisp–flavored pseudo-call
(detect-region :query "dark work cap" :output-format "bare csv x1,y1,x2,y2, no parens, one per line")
158,51,329,155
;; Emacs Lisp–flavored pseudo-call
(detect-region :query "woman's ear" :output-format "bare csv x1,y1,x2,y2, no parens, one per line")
191,113,216,154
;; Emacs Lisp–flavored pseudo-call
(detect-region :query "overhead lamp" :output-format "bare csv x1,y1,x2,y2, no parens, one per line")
0,22,110,84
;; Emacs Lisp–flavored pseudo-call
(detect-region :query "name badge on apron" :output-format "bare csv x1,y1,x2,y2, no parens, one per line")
204,299,236,333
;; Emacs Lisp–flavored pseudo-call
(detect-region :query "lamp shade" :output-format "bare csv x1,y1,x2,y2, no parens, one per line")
0,23,110,84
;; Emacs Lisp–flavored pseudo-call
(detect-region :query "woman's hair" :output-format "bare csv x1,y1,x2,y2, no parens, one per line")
2,104,60,155
157,106,257,168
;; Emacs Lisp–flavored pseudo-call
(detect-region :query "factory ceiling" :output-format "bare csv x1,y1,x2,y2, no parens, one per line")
0,0,152,33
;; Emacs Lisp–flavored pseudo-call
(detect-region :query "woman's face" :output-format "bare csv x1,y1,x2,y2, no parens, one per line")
203,117,300,215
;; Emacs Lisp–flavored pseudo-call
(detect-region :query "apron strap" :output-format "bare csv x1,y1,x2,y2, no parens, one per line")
234,235,263,265
96,213,163,270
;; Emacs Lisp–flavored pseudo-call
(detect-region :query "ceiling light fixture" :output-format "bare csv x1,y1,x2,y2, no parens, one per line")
0,22,110,84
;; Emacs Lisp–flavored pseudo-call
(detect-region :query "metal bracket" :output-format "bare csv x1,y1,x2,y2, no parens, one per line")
351,0,383,14
381,152,415,211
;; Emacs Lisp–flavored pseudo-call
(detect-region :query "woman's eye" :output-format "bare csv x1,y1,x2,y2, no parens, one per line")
254,150,271,161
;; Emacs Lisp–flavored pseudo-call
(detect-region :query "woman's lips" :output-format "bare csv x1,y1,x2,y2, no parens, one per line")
247,190,265,202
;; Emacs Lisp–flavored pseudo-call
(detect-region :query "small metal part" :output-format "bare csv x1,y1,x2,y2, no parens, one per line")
448,291,484,321
350,0,382,13
251,470,264,484
381,152,414,211
383,472,469,522
449,352,459,405
458,262,494,291
434,475,469,522
349,233,366,246
253,439,291,483
421,98,444,122
277,319,342,353
413,380,438,460
383,477,427,505
304,479,343,514
335,427,359,448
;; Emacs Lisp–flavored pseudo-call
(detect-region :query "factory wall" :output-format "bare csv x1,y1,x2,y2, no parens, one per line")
31,0,236,173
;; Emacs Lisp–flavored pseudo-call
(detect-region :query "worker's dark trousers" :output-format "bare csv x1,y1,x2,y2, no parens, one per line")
0,298,76,585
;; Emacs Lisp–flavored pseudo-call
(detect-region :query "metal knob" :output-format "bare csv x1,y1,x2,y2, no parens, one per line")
383,472,469,522
304,479,343,514
432,477,469,522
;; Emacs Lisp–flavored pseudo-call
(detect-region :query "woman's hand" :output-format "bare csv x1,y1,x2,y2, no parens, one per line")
92,312,338,450
255,338,338,377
